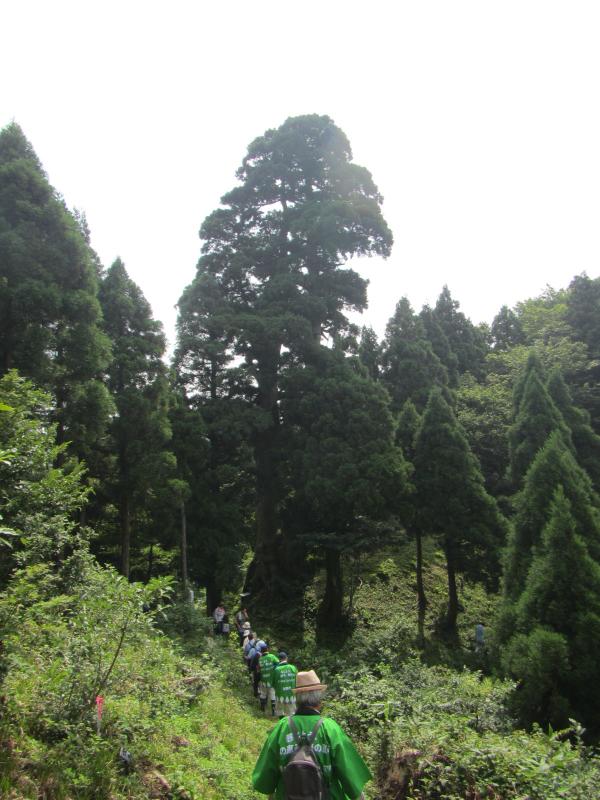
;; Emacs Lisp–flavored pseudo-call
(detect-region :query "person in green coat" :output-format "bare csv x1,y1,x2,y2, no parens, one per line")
272,651,298,717
252,670,371,800
258,643,280,715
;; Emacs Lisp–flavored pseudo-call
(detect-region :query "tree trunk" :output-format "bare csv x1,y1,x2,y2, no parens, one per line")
251,352,281,594
445,541,459,633
120,493,131,579
180,500,188,591
415,528,428,645
321,548,344,625
206,575,220,618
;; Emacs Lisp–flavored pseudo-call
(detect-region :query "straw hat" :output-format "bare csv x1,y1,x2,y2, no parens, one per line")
293,670,327,694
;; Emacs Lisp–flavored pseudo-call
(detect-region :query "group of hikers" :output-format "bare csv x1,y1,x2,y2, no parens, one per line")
213,602,370,800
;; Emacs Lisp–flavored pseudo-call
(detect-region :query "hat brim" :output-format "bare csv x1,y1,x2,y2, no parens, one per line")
293,683,327,694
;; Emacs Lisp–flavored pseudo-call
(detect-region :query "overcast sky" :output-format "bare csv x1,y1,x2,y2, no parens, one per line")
2,1,599,350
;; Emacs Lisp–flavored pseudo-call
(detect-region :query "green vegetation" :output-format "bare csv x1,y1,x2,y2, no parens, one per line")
2,116,600,798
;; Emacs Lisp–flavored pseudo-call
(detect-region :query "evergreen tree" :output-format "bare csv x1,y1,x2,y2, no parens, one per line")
547,367,600,491
414,389,507,631
420,304,459,387
357,326,381,381
490,305,525,350
565,273,600,428
98,259,174,578
504,487,600,731
380,297,448,413
507,355,571,487
503,431,600,601
395,399,428,641
282,350,408,624
396,399,420,456
178,115,393,595
0,122,111,460
433,286,488,378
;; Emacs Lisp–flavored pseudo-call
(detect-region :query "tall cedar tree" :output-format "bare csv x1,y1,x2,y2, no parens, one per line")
0,123,111,460
546,367,600,492
178,115,392,594
357,326,381,381
503,487,600,732
433,286,488,378
414,388,507,632
503,430,600,601
507,354,571,487
396,399,428,641
282,350,408,624
99,259,174,578
174,266,257,610
565,273,600,428
419,305,459,387
170,384,255,613
381,297,448,413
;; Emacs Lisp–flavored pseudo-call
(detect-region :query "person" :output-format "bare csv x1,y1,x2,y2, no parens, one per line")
257,643,279,715
475,622,485,653
272,651,298,718
213,602,225,635
221,613,231,638
252,670,371,799
235,606,250,644
250,640,266,698
241,621,252,647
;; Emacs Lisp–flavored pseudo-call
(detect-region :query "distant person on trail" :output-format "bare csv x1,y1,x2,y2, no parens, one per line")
252,669,371,800
258,643,280,715
221,613,231,638
475,622,485,653
241,620,252,644
272,651,298,718
251,640,266,698
235,607,250,643
213,602,226,635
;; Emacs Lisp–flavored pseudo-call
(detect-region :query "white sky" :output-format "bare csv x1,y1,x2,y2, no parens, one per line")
2,1,600,350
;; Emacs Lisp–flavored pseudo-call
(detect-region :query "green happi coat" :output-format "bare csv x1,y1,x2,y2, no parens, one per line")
272,662,298,704
258,652,279,687
252,712,372,800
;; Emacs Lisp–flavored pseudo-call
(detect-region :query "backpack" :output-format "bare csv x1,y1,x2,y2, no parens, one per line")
282,716,328,800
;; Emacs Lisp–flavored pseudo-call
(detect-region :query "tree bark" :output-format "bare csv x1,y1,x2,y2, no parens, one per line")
445,540,459,633
415,527,428,645
180,500,188,591
120,493,131,579
321,548,344,625
251,351,281,594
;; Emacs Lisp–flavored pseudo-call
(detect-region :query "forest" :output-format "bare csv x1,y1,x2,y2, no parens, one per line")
2,114,600,799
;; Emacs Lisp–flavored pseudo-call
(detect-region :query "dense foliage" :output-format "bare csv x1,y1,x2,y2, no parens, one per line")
2,117,600,798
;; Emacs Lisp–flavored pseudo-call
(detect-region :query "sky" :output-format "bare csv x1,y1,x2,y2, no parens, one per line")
2,1,600,350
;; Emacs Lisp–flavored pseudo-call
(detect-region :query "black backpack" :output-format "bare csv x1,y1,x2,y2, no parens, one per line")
282,716,328,800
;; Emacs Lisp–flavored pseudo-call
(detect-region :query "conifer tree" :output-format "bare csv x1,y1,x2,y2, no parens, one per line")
357,326,381,381
414,389,507,631
507,355,571,486
380,297,448,413
178,115,393,594
504,487,600,731
99,259,174,578
433,286,488,378
490,305,525,350
396,399,428,641
503,430,600,600
419,305,459,387
282,350,408,624
547,367,600,491
0,122,111,460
